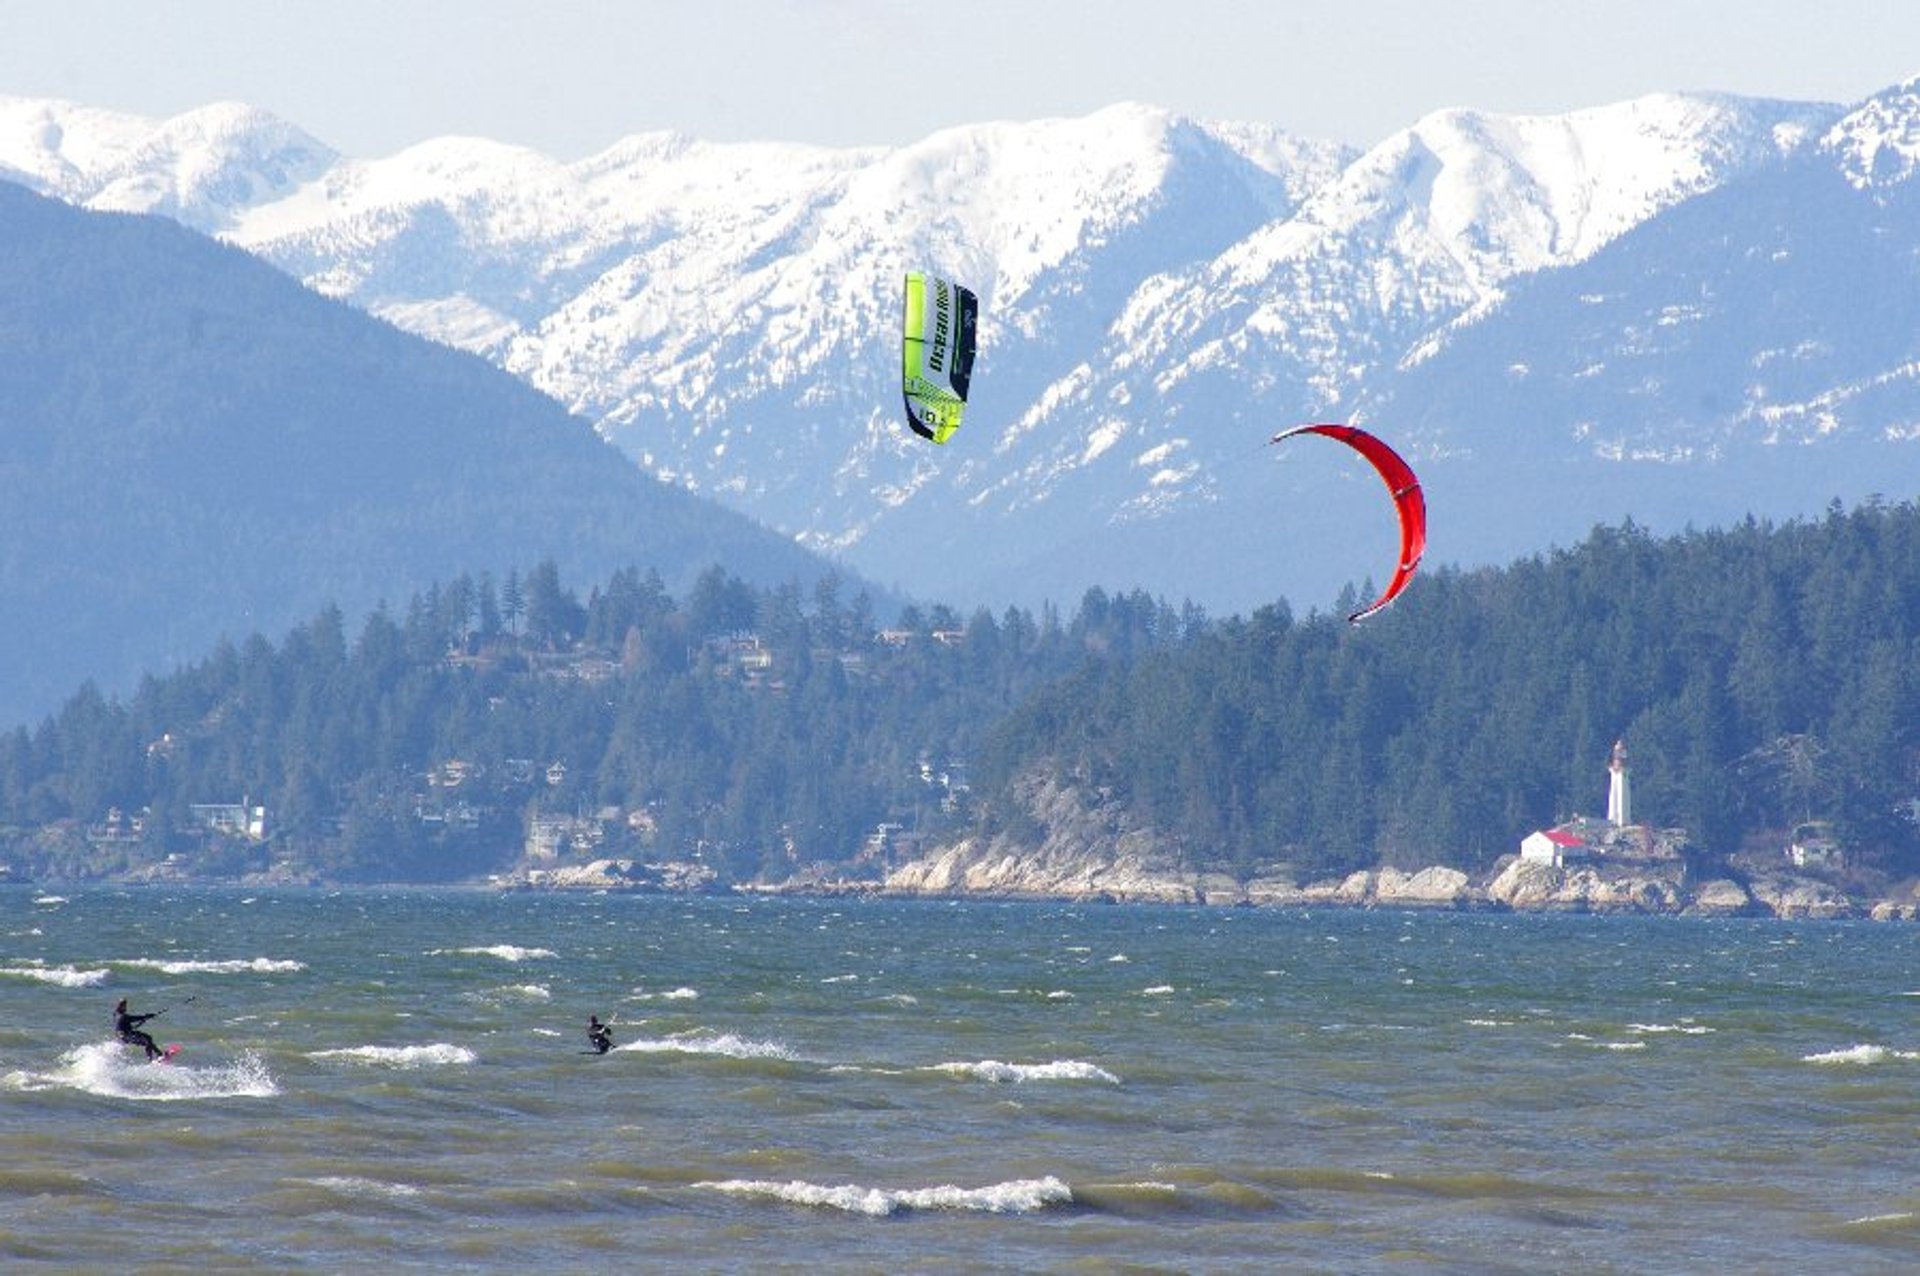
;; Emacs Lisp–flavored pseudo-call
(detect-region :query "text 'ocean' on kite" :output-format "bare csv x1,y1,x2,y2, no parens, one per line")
901,271,978,444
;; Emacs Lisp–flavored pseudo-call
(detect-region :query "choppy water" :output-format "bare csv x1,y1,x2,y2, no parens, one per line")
5,889,1920,1271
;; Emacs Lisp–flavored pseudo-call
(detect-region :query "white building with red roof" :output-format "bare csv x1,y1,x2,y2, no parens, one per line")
1520,827,1590,868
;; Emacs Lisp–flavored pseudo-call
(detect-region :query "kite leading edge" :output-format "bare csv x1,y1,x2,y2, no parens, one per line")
1269,423,1427,624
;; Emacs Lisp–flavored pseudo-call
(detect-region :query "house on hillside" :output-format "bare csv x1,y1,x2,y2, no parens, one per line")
1787,821,1842,870
191,801,268,842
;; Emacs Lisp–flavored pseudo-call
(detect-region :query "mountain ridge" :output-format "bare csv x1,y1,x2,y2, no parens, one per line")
4,80,1917,614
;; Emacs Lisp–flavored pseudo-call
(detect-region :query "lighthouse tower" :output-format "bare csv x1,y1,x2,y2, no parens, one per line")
1607,738,1632,828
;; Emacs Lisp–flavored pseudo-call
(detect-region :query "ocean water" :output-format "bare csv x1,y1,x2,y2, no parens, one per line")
4,889,1920,1272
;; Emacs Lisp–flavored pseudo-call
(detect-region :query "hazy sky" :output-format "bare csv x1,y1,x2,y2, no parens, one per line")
4,1,1916,159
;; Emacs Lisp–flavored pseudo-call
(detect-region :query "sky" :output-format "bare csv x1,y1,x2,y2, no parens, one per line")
2,1,1917,159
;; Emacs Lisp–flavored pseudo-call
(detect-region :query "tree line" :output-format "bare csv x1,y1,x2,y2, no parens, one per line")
2,499,1916,884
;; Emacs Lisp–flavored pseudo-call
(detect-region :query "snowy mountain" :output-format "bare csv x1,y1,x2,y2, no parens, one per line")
6,81,1916,616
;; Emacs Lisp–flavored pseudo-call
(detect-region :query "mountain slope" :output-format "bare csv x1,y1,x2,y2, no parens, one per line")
5,82,1917,616
0,180,841,726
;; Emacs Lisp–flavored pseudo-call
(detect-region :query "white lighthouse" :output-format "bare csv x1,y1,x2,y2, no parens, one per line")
1607,738,1632,828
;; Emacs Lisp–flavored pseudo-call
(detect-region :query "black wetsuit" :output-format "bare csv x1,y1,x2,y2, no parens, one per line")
115,1007,162,1060
588,1019,613,1055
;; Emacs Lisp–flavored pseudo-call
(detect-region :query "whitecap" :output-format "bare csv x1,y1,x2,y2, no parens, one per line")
928,1059,1120,1085
468,983,550,1002
1628,1022,1715,1035
1046,990,1075,1000
117,957,305,975
308,1044,477,1068
1803,1044,1920,1065
32,895,67,906
697,1174,1072,1216
1141,985,1176,997
299,1175,423,1200
0,963,109,987
616,1030,796,1062
632,986,700,1001
432,945,556,962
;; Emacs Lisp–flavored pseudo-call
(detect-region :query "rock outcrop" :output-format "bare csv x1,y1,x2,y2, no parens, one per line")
869,776,1905,919
1742,874,1858,920
1484,860,1685,913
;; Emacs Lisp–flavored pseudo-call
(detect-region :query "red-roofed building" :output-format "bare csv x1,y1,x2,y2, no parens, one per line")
1520,827,1590,868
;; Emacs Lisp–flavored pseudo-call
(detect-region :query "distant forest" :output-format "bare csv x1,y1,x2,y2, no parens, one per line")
3,500,1917,884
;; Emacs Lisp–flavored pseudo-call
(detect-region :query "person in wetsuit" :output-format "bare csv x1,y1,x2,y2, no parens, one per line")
587,1014,613,1055
114,998,163,1061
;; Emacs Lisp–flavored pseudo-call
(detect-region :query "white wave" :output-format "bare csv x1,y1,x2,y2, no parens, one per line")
1107,953,1130,963
1628,1022,1715,1035
1141,985,1175,996
1803,1044,1920,1066
483,984,551,1001
698,1174,1072,1216
635,986,699,1001
1463,1018,1516,1027
616,1030,796,1061
32,895,67,905
299,1175,422,1200
12,1043,277,1100
874,993,919,1007
116,957,306,975
0,963,109,987
1046,990,1075,1000
432,944,557,962
928,1059,1121,1085
1600,1041,1646,1051
308,1043,477,1068
820,974,859,984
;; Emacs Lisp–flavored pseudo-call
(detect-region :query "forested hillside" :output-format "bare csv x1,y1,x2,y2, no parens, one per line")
976,501,1920,880
0,181,838,725
2,502,1916,886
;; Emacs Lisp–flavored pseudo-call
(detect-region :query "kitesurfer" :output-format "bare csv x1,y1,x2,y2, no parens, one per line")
587,1014,613,1055
113,997,164,1061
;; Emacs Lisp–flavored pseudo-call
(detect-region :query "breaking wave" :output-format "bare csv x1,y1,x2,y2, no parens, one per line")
116,957,306,975
0,962,110,987
697,1174,1072,1216
307,1044,477,1068
616,1030,796,1061
927,1059,1121,1085
1803,1044,1920,1066
433,945,557,962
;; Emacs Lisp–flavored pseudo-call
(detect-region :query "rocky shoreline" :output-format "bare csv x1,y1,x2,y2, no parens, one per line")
490,846,1919,921
873,848,1914,920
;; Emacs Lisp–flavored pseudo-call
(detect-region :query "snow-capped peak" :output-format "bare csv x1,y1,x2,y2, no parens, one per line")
1822,73,1920,189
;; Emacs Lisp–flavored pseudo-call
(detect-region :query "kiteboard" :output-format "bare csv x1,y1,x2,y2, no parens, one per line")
155,1043,182,1065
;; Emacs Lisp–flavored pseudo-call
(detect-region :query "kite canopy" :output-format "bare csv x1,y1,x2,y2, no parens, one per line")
1269,423,1427,623
901,271,978,444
